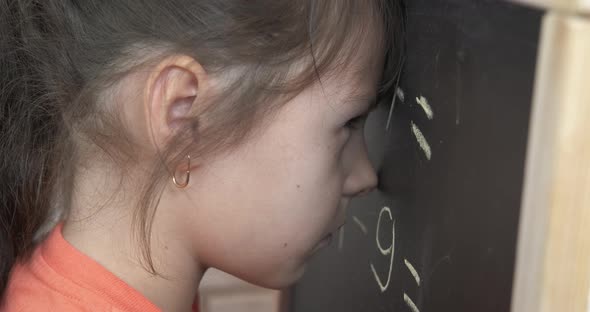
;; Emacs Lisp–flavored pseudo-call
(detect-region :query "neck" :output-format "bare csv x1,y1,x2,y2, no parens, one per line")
61,162,205,312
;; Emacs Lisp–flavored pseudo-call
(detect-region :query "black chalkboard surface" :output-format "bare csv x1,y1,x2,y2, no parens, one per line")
290,1,542,312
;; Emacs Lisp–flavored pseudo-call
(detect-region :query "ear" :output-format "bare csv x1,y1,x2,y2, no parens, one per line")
143,55,210,152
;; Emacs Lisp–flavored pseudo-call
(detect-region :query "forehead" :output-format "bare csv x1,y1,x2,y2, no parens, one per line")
336,16,386,92
302,6,387,110
328,42,385,99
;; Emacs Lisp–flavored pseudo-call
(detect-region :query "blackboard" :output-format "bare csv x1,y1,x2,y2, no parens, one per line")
290,1,543,311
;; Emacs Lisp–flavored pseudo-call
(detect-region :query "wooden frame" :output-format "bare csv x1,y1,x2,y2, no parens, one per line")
511,0,590,14
509,2,590,311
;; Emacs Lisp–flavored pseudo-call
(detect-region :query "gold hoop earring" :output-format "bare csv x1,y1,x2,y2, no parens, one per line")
172,155,191,188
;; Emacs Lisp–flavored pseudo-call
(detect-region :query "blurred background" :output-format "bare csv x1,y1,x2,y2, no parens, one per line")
198,268,283,312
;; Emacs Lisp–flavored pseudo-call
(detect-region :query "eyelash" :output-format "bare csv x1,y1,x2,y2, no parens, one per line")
345,114,368,130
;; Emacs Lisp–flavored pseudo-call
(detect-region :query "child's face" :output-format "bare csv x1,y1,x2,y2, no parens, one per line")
165,50,383,289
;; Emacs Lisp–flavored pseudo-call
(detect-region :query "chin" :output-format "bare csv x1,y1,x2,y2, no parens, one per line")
248,264,308,290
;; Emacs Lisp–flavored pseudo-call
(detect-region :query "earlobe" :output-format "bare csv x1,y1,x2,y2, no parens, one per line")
144,55,208,151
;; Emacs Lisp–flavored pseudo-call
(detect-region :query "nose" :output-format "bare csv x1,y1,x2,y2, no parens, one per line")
343,146,378,197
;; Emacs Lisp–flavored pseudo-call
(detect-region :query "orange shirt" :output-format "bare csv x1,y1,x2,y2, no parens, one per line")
1,222,199,312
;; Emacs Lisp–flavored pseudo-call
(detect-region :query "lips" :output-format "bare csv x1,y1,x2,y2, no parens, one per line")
319,222,344,243
329,222,346,235
320,233,333,244
310,233,333,254
313,217,346,252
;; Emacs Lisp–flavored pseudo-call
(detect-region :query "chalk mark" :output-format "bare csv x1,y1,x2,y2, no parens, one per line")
404,259,421,286
352,216,368,235
375,207,393,254
427,249,454,279
415,95,434,120
404,293,420,312
370,207,395,292
411,122,432,160
386,68,403,131
396,87,405,102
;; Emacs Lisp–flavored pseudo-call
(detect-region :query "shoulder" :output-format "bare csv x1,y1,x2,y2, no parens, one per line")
2,263,106,312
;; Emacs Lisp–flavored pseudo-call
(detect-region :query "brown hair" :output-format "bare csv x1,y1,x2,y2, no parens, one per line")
0,0,404,300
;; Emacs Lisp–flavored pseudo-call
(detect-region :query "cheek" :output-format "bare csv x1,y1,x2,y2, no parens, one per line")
340,131,366,167
219,162,340,280
186,122,347,286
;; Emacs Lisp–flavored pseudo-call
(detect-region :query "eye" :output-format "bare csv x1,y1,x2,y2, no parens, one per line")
345,113,369,130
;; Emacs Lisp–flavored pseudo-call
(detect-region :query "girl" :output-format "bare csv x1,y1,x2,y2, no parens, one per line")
0,0,403,311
